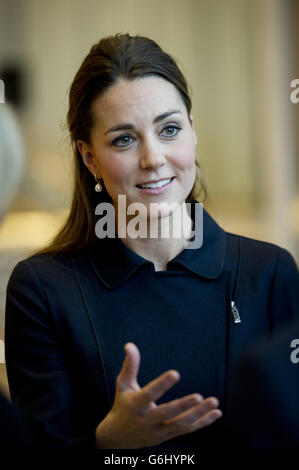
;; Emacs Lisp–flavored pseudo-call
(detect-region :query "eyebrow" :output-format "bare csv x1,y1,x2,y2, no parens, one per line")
104,110,182,135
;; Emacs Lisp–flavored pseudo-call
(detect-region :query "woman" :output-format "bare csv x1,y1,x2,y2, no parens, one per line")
5,33,299,449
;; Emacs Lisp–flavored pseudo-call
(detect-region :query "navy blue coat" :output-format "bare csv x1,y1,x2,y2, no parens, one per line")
4,205,299,448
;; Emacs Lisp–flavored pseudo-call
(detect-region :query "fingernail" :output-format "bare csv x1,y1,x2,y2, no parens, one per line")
169,370,180,380
195,394,203,402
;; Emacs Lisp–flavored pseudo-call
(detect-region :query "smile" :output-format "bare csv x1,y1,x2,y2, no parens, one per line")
135,177,175,194
137,177,174,189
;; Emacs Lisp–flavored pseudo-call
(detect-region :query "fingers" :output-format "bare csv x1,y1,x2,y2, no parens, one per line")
116,342,141,391
193,408,222,428
116,343,222,443
161,397,222,436
134,369,180,409
147,393,204,424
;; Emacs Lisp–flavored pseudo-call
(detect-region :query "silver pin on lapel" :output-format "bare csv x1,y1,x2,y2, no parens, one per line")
231,301,241,323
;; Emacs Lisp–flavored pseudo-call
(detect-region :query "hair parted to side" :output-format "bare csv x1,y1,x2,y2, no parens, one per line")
36,33,208,255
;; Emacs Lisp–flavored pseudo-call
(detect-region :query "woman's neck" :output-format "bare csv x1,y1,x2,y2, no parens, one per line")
117,203,193,271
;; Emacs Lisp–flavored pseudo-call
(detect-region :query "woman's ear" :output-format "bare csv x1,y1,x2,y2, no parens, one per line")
77,140,99,176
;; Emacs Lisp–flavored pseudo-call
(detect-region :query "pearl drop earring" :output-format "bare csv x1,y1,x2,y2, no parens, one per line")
94,173,103,192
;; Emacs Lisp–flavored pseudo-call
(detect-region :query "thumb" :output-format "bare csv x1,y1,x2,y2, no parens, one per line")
117,342,141,391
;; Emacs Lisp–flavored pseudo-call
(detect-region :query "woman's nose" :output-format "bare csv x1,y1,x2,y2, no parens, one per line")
139,142,165,170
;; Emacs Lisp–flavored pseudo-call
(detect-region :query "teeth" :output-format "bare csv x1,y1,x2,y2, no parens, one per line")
139,178,172,189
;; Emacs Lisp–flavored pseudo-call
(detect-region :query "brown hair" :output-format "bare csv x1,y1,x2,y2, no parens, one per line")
37,33,208,255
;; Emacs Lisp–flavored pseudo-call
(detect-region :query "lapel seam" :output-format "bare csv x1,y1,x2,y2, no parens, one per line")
71,257,114,409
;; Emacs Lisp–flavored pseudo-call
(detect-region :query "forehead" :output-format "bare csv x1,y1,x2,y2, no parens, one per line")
91,76,186,126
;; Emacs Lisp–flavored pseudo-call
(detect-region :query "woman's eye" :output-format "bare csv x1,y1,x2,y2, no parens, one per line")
111,134,134,147
111,125,182,147
161,125,182,137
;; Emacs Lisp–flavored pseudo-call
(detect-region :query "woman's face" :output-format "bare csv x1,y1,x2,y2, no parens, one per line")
78,76,197,217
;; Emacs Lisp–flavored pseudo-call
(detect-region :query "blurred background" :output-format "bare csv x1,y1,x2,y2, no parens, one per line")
0,0,298,397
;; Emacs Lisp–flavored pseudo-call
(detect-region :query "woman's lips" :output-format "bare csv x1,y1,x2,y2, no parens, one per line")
135,177,175,194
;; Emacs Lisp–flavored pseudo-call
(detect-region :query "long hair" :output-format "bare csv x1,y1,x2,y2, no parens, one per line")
36,33,208,255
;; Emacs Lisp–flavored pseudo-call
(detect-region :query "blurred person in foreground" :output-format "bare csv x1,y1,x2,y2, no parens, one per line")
4,33,299,450
0,103,24,221
0,102,30,448
225,317,299,449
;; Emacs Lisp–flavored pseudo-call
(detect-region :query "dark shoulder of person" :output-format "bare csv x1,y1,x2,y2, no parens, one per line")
225,318,299,449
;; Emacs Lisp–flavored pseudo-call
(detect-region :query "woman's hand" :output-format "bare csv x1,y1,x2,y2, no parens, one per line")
95,342,222,449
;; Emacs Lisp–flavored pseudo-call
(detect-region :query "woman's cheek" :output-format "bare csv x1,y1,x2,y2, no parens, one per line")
171,140,196,170
104,157,133,182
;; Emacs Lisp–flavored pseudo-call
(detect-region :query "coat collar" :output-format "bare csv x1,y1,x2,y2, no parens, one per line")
87,201,227,289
